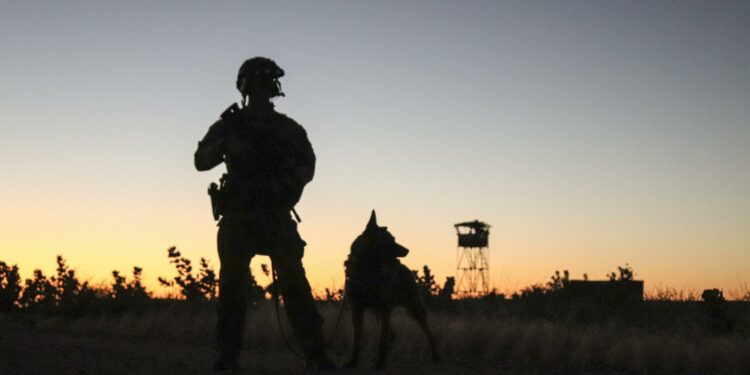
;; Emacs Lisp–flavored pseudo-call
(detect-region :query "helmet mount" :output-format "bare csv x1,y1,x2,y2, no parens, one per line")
236,57,285,104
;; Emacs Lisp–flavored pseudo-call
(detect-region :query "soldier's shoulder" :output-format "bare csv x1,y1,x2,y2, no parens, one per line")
206,116,230,133
272,111,308,136
272,110,301,126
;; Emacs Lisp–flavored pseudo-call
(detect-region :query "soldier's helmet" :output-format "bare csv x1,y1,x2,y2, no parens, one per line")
236,57,285,95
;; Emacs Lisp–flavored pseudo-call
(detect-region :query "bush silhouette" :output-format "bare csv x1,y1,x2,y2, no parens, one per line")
317,287,343,302
247,266,266,305
413,265,439,303
547,269,570,291
158,246,217,301
438,276,455,302
53,256,95,315
0,261,22,312
20,269,56,312
608,263,634,281
16,256,97,316
111,266,150,311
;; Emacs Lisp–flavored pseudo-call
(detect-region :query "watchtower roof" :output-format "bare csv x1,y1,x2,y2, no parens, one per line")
454,220,491,231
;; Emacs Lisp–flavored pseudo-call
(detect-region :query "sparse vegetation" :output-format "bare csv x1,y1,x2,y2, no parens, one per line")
157,246,218,301
607,263,635,281
110,267,149,311
1,255,748,373
0,261,22,312
9,256,102,316
547,269,570,291
413,266,458,304
646,286,700,302
316,287,344,302
5,297,748,374
438,276,455,302
413,265,439,302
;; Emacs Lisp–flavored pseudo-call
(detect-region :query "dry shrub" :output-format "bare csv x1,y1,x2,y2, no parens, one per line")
692,337,750,375
508,322,544,365
390,310,434,360
537,321,575,366
646,286,700,301
604,334,637,370
482,322,525,363
568,327,607,368
22,302,750,374
438,314,497,362
246,304,282,348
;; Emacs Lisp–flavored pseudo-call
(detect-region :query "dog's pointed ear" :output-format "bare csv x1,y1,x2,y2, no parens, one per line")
366,210,378,230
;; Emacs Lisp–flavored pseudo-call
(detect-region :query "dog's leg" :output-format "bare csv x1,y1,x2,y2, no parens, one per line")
408,306,441,364
343,305,364,368
373,309,391,369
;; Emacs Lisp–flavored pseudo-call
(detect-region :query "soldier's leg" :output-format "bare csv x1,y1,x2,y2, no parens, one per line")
270,252,327,360
215,220,252,367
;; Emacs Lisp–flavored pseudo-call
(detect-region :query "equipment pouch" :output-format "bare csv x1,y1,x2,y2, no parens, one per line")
208,181,224,221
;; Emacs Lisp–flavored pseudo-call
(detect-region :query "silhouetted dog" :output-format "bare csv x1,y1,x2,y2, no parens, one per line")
343,210,440,369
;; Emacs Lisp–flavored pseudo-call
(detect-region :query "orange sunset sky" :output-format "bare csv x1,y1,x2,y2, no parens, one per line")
1,2,749,297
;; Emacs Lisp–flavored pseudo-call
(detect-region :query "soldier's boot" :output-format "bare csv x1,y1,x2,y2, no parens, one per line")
301,331,336,371
305,355,336,371
304,346,336,371
212,348,239,372
214,308,244,372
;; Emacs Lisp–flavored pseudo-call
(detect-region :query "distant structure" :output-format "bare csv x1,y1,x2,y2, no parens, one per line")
566,280,644,305
454,220,491,297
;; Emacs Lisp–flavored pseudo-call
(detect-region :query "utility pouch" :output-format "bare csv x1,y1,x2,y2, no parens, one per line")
208,175,227,221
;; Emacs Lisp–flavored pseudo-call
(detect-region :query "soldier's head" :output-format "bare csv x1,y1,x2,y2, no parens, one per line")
236,57,285,102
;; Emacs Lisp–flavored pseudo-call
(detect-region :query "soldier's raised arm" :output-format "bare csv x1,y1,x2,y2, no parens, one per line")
194,119,228,171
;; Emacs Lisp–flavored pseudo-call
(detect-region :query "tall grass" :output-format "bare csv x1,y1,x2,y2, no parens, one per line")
25,300,750,374
3,255,750,373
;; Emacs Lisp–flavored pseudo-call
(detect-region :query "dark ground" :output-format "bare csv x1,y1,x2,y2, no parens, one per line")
5,300,748,374
0,326,625,375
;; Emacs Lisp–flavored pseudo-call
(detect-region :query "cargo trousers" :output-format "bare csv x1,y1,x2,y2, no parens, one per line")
215,209,326,361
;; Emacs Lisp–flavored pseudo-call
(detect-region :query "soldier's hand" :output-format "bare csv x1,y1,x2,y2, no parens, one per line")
195,137,227,171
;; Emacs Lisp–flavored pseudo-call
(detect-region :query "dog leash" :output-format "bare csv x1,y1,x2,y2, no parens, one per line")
270,264,307,360
269,263,348,358
324,286,347,346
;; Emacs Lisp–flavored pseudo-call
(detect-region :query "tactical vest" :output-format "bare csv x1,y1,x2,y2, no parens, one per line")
222,109,305,211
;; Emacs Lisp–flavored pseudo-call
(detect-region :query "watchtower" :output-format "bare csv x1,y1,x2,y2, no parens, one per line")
454,220,491,297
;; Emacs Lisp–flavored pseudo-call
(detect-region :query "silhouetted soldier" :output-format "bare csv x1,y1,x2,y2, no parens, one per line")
195,57,333,371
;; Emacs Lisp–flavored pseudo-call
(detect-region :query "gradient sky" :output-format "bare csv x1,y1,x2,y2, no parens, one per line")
1,1,749,297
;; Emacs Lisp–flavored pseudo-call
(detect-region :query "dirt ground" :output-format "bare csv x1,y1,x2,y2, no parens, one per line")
0,328,537,375
3,302,748,374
